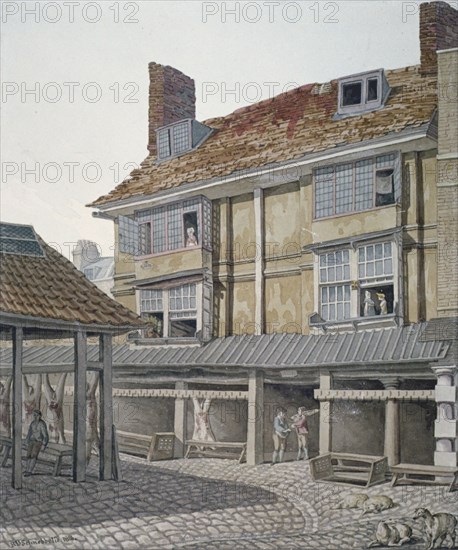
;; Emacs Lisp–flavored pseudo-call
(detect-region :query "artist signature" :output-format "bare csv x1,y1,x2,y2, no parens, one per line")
9,535,75,547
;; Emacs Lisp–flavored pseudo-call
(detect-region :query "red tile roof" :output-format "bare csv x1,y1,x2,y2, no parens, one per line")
0,231,142,329
90,65,437,207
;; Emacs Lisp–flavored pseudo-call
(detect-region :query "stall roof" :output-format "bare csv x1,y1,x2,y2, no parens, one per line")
0,222,142,331
0,322,452,371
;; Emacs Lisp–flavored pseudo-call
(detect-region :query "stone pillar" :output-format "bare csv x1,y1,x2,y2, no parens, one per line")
383,378,401,467
174,381,188,458
12,327,23,489
247,369,264,465
432,366,457,468
319,373,333,454
73,331,87,482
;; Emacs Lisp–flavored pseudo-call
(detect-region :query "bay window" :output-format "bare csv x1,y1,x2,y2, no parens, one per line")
118,196,212,256
316,239,397,323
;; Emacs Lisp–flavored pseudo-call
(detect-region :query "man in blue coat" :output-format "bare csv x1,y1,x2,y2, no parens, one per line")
272,407,291,465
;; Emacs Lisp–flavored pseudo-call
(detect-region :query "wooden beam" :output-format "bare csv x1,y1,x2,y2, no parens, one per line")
314,389,435,401
247,369,264,465
99,334,113,481
0,362,102,375
64,388,249,400
254,187,264,335
319,373,333,455
73,331,87,482
12,327,23,489
173,381,188,458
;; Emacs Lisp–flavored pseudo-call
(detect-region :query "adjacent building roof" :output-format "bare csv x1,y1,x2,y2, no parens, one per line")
0,223,142,329
0,322,451,370
91,65,437,207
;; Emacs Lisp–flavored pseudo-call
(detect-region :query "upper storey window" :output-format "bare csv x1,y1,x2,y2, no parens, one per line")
156,119,213,161
314,152,400,219
337,69,390,116
118,196,212,256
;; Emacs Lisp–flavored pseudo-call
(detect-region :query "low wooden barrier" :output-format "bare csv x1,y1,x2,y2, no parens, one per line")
391,463,458,492
309,452,388,488
185,440,247,463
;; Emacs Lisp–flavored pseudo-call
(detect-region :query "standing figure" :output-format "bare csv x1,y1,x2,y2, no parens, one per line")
191,398,215,443
23,375,42,437
364,290,376,317
377,292,388,315
86,372,100,464
0,377,12,436
24,410,49,476
272,408,291,465
185,226,198,247
291,407,319,460
43,373,67,444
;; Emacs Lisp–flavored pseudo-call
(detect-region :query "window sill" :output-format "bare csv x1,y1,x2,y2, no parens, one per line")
135,245,206,261
310,313,400,332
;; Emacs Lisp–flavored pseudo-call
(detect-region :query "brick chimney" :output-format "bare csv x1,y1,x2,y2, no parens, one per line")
420,1,458,76
147,63,196,156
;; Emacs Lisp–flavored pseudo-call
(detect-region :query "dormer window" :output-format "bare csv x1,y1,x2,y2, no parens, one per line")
337,69,389,116
156,119,213,161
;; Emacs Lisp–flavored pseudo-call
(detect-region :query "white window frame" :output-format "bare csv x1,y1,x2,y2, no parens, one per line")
337,69,386,116
138,282,202,339
313,237,400,324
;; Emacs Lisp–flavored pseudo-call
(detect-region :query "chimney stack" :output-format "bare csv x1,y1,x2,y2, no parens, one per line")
420,1,458,76
147,63,196,156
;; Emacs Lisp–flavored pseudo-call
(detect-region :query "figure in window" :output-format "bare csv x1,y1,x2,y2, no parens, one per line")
186,226,198,247
376,291,388,315
363,290,376,317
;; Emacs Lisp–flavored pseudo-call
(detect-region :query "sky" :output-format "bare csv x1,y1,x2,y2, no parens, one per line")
1,0,456,260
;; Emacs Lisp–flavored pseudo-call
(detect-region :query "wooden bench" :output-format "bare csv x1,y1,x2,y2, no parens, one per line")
391,463,458,492
116,430,154,460
309,452,388,488
0,436,72,476
185,440,247,463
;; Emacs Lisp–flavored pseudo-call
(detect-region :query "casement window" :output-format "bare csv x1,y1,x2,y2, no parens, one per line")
314,153,399,219
337,69,390,116
139,277,213,340
157,121,191,160
118,196,212,257
317,240,396,323
156,120,213,161
137,197,212,256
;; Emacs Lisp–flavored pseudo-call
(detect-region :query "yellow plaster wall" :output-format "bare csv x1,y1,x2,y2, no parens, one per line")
264,181,301,253
231,281,255,334
231,194,255,262
265,275,302,333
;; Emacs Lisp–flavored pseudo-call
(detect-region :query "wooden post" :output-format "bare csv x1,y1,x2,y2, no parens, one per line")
99,333,113,481
319,373,333,455
12,327,23,489
174,381,188,458
73,331,87,482
254,188,264,335
383,378,401,467
247,369,264,465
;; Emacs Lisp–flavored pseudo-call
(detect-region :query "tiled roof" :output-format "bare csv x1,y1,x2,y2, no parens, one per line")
91,65,437,207
0,227,142,329
0,323,451,369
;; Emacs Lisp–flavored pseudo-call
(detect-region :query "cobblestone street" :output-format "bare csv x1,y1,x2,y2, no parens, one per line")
1,455,458,549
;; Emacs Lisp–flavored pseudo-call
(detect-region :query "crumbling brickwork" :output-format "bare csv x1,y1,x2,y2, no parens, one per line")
147,62,196,156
